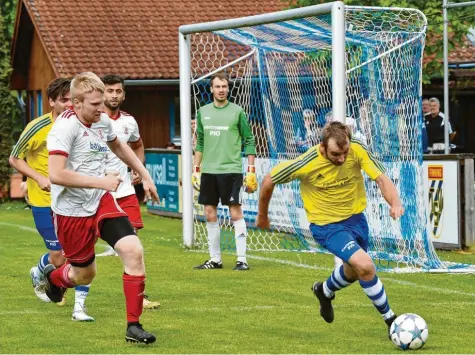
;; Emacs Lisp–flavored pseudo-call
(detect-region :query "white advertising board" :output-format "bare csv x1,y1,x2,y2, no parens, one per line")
423,160,460,247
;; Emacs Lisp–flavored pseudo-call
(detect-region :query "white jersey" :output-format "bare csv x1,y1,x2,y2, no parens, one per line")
101,111,141,199
47,110,117,217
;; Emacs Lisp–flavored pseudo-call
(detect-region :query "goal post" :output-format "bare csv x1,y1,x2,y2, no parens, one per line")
178,2,475,272
179,1,347,248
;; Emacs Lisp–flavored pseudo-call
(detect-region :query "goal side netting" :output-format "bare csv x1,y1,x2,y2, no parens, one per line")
182,4,474,272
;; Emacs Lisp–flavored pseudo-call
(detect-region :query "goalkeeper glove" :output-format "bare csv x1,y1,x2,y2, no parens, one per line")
192,165,201,191
243,165,258,194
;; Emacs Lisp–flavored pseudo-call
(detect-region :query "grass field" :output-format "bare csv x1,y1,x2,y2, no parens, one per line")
0,201,474,354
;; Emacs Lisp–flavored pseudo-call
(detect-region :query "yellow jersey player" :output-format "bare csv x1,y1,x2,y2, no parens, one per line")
256,121,404,338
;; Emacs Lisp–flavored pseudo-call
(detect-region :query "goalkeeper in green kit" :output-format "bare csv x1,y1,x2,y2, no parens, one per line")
192,73,257,271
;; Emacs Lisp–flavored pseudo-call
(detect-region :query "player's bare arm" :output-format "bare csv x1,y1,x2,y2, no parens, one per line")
107,138,159,203
375,174,404,219
128,138,145,184
49,154,122,191
256,174,275,229
9,156,51,191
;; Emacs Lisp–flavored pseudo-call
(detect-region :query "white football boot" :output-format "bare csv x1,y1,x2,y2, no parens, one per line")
30,266,51,303
72,302,95,322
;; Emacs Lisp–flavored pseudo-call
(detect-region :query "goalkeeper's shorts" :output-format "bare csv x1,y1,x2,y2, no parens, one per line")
198,173,243,206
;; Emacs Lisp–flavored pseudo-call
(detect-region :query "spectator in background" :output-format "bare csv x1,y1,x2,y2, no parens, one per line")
295,109,320,152
165,142,177,150
421,98,430,153
425,97,454,153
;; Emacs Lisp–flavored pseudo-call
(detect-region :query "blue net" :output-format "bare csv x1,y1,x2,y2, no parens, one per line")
190,7,474,272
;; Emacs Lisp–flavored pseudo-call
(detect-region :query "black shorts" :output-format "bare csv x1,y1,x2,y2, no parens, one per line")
198,173,243,206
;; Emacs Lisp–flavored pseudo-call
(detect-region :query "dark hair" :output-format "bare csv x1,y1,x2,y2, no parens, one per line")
165,142,177,149
322,121,352,148
46,78,71,101
210,73,229,86
102,74,125,89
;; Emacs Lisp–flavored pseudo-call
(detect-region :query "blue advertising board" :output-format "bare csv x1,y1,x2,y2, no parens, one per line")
145,149,181,215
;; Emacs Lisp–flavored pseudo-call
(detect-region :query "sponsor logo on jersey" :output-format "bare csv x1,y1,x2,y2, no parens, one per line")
83,131,89,137
89,142,108,153
124,126,129,135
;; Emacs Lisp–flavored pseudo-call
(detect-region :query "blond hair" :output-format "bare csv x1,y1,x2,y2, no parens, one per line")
70,72,105,102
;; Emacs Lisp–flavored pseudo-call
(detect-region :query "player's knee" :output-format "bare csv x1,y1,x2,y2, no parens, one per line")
356,259,376,280
116,237,144,261
49,251,66,268
229,206,243,221
72,266,96,285
204,206,217,222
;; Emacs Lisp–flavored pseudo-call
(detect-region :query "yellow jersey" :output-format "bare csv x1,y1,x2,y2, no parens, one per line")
270,140,384,225
10,113,54,207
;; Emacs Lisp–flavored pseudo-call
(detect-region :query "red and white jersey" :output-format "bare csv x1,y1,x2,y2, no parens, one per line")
47,110,117,217
102,111,141,199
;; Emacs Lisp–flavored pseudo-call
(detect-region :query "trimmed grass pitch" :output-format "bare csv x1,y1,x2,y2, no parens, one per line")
0,202,474,353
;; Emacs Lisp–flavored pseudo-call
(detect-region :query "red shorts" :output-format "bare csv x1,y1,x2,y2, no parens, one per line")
116,194,144,229
53,192,127,264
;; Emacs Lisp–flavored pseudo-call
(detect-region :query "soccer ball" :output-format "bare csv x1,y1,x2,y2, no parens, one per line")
390,313,428,350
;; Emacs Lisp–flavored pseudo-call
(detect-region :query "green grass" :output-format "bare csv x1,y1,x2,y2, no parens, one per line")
0,202,474,354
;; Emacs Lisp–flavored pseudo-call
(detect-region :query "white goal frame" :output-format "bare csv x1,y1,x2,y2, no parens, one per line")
178,1,347,247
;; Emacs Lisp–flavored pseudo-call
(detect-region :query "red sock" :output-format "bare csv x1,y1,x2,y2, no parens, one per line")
49,264,75,288
123,273,145,323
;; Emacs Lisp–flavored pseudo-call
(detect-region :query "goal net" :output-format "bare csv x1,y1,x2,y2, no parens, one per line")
180,4,474,272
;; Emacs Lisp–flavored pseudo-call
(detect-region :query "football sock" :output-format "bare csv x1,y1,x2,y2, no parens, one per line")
50,263,75,288
37,253,49,273
323,265,355,297
233,219,247,263
206,221,221,263
74,284,91,307
123,273,145,323
359,275,395,320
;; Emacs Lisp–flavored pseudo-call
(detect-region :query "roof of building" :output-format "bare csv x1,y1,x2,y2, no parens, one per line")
15,0,291,79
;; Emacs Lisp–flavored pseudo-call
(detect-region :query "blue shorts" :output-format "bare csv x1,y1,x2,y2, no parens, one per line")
310,213,369,263
31,206,62,251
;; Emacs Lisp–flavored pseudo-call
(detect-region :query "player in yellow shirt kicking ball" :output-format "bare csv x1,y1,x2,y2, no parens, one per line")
256,121,404,338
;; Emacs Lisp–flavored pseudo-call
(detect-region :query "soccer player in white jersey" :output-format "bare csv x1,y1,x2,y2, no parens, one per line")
97,73,160,309
45,72,159,344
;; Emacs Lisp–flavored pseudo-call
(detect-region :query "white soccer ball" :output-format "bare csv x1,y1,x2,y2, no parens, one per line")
390,313,428,350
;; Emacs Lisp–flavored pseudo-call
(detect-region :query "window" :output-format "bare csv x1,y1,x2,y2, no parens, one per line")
36,90,43,116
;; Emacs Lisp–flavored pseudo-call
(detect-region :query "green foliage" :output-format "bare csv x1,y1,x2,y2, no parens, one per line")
293,0,475,83
0,7,21,196
0,0,18,42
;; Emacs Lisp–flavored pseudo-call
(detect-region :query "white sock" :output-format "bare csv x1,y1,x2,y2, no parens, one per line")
74,284,90,308
233,219,247,263
207,221,221,263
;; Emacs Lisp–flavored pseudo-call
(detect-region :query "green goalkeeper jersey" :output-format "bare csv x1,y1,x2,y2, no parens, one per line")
196,101,256,174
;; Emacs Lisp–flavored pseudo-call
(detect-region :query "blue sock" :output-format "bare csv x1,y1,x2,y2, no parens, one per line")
359,275,395,320
74,284,90,307
323,265,355,297
37,253,49,273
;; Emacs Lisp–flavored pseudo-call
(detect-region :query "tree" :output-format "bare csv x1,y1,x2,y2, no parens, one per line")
293,0,475,83
0,6,21,197
0,0,18,42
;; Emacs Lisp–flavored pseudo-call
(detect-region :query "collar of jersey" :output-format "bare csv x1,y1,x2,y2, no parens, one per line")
213,101,230,109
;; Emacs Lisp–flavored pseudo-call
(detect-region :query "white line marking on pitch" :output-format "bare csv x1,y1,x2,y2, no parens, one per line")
187,250,475,297
4,222,475,298
0,221,38,232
